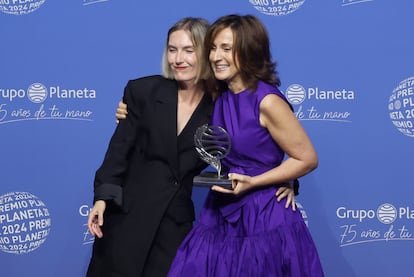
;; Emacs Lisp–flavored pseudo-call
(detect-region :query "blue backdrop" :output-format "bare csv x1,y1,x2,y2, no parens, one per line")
1,0,414,276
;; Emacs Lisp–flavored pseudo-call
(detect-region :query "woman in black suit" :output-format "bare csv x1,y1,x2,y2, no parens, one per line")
86,17,215,277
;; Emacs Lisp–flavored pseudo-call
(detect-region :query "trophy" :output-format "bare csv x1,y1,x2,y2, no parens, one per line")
193,124,233,189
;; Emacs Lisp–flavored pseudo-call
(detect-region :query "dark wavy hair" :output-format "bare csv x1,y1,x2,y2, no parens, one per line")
205,14,281,95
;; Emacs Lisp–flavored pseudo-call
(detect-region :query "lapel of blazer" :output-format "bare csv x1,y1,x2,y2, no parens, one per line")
153,79,180,179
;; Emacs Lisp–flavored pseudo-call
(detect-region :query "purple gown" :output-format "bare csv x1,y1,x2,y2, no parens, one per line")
168,81,324,277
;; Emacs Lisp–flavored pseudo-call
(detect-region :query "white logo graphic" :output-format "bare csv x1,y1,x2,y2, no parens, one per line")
377,203,397,224
0,192,51,254
337,203,414,247
0,82,96,125
285,84,306,104
27,83,48,104
296,201,308,227
248,0,305,16
0,0,46,15
388,76,414,137
284,83,354,122
79,204,94,245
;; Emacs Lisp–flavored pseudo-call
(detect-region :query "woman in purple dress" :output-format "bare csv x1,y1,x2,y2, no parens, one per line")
168,14,324,277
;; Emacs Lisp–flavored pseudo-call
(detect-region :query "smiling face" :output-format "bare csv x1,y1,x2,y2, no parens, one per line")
167,29,198,85
209,27,244,92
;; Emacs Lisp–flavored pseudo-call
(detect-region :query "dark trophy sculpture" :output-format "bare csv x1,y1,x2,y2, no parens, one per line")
193,124,232,189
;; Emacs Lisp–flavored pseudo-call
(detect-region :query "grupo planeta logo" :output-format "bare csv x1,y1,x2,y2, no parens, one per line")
0,82,95,124
0,192,51,254
0,0,46,15
248,0,305,16
336,203,414,247
284,83,354,123
388,76,414,137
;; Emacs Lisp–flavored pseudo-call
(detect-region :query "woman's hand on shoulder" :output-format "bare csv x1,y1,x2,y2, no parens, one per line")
115,101,128,123
88,200,106,238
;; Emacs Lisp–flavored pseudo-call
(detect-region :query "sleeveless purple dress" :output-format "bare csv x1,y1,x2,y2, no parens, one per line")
168,81,324,277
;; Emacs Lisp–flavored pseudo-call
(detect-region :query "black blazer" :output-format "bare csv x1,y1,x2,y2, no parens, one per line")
87,75,214,276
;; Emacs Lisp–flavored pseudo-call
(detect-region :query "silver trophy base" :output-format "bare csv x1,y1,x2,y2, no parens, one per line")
193,171,232,189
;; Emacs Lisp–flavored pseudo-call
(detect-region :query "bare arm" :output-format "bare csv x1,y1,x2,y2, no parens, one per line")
212,94,317,198
255,94,318,184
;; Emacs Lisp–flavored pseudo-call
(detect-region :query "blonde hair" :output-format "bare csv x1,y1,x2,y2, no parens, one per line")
161,17,211,84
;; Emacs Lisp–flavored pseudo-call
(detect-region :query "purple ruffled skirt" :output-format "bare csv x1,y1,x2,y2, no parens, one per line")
168,186,324,277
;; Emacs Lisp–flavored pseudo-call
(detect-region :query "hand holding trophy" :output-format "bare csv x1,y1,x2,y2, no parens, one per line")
193,124,233,189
